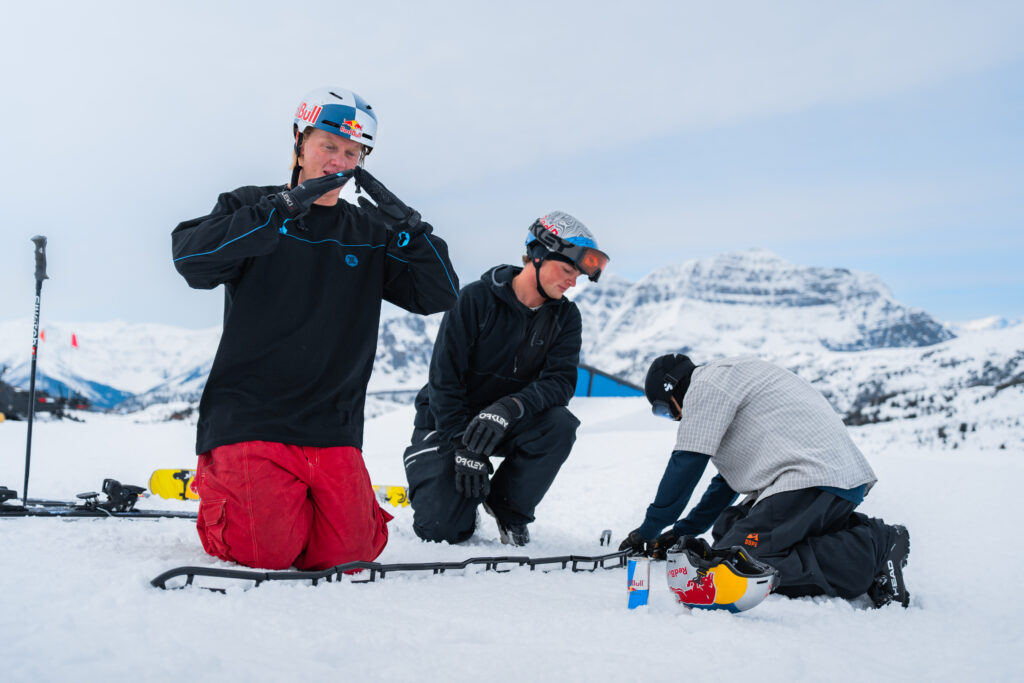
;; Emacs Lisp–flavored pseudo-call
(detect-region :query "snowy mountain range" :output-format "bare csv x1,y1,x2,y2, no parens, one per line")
2,250,1020,448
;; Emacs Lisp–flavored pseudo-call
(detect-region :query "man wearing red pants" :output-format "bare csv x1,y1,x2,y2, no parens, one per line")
172,87,459,570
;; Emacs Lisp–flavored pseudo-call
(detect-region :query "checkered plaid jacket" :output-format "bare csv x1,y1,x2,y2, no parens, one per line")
674,357,877,504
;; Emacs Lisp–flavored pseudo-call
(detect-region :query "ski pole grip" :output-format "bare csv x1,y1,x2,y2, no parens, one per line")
31,235,48,282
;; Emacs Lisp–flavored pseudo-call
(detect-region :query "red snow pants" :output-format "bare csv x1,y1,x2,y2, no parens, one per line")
194,440,393,571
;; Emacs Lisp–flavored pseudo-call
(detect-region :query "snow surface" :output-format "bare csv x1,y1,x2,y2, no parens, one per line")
1,399,1021,682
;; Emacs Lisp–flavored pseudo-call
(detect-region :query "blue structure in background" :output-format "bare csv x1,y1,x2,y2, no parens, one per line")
575,364,644,397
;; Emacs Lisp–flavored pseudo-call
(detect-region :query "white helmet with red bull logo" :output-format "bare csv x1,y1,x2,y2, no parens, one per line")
665,536,780,613
293,87,377,151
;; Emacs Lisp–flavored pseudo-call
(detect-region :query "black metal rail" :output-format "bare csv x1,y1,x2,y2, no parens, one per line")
152,550,630,591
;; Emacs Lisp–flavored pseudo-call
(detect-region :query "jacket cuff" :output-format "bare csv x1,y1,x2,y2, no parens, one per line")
501,396,525,420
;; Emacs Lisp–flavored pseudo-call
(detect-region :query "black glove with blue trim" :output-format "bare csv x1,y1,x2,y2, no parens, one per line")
353,166,432,237
270,171,353,219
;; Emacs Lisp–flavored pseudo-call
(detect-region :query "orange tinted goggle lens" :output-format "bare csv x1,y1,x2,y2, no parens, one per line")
577,248,609,277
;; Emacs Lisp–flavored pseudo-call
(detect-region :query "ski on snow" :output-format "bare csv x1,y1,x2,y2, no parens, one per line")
0,478,197,519
148,467,410,508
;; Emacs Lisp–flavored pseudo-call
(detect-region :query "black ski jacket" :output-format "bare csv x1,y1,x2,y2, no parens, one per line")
172,184,459,454
415,265,582,439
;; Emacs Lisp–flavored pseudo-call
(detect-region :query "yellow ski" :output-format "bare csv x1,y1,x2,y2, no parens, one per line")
149,468,199,501
149,469,409,507
373,485,410,507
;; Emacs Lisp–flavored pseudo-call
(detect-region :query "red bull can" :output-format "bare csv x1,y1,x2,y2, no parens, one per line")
627,557,650,609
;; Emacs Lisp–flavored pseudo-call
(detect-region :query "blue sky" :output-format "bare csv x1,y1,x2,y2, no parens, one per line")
1,1,1021,329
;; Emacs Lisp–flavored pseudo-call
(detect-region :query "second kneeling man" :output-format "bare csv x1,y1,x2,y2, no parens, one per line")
404,212,609,546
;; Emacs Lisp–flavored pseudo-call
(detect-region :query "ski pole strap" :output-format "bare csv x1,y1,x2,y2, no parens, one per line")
151,550,630,591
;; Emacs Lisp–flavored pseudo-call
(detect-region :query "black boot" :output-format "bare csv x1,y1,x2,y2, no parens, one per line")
868,524,910,608
483,502,530,546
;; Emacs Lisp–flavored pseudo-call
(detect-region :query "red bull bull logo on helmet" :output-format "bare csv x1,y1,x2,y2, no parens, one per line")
670,572,717,607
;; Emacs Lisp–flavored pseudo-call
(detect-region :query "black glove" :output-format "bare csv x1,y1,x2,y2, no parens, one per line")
453,448,491,499
462,397,523,456
650,528,680,560
270,171,353,219
618,529,652,556
353,166,431,235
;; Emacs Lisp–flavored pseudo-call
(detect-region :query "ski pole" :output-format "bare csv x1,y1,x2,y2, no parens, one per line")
23,235,48,505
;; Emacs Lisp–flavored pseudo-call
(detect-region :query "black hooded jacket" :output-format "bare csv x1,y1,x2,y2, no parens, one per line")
172,184,459,453
415,265,582,438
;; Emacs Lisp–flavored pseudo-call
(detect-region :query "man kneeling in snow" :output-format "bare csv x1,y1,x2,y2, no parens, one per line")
171,87,459,571
620,354,911,608
403,212,609,547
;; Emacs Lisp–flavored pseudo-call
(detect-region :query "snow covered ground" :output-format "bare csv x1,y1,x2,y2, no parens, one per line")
1,398,1021,682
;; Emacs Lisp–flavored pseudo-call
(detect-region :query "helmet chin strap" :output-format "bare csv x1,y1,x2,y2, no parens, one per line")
533,257,557,301
290,130,304,189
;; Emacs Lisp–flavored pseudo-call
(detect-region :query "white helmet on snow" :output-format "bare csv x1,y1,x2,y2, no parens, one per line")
665,536,779,613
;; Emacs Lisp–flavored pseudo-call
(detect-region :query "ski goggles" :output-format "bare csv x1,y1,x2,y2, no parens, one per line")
672,536,776,576
651,399,680,420
528,221,610,282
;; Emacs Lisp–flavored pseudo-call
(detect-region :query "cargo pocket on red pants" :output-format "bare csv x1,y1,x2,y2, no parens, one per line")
197,498,230,560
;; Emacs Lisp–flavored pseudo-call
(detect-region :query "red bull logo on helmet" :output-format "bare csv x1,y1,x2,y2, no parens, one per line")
670,572,717,606
340,119,364,137
667,565,690,579
295,102,322,124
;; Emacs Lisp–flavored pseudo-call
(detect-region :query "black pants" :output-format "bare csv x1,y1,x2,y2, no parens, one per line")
403,406,579,543
711,488,891,599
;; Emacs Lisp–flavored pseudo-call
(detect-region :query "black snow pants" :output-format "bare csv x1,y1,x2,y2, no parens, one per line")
711,488,893,599
403,406,579,543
